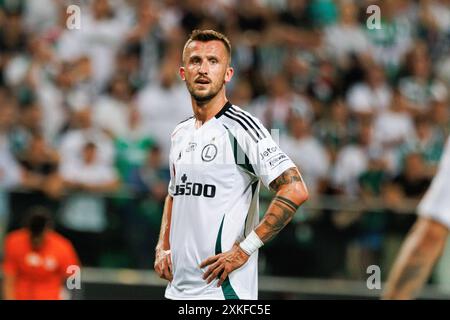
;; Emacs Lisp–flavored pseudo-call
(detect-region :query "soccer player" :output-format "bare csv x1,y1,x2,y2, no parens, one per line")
383,136,450,299
2,207,80,300
153,30,309,300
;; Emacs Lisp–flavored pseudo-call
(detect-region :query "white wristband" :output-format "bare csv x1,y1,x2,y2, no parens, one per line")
239,230,264,256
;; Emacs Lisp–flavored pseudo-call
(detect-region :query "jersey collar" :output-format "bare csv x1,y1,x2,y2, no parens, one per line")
214,101,232,119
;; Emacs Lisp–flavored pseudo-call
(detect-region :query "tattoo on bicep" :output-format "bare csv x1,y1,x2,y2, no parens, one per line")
269,168,302,192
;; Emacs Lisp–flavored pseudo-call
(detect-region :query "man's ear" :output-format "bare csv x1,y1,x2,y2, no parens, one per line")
179,67,186,81
224,67,234,83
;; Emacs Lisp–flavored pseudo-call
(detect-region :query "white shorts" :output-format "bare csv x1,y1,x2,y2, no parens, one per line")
417,137,450,229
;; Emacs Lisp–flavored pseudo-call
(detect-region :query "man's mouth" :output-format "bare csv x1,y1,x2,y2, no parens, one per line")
195,78,210,84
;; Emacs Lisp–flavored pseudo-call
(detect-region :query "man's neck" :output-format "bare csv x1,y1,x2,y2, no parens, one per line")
192,92,228,125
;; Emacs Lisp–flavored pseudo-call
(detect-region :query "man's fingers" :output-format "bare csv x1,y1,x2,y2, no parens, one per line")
217,269,229,287
206,264,225,284
202,260,221,280
162,264,172,281
200,254,220,268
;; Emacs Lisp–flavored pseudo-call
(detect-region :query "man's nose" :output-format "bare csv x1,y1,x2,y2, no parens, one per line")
199,60,209,74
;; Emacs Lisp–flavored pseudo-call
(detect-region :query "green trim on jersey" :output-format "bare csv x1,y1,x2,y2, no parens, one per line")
224,126,256,176
215,215,240,300
243,181,259,237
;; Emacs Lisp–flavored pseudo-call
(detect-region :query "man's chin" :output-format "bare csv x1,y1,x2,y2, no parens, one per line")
192,92,216,103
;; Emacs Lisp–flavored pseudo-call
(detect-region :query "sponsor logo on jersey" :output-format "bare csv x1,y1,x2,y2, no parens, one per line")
268,153,288,168
260,146,278,160
174,174,216,198
201,144,218,162
186,142,197,152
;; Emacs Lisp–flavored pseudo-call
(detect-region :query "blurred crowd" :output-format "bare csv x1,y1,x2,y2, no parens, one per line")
0,0,449,277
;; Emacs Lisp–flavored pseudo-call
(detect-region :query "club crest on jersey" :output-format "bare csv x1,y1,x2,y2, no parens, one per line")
201,144,217,162
186,142,197,152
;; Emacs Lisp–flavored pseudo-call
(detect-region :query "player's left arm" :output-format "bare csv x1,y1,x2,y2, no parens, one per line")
201,167,308,286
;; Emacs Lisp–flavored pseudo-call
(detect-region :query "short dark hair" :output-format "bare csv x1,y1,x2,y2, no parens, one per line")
183,29,231,63
25,206,52,238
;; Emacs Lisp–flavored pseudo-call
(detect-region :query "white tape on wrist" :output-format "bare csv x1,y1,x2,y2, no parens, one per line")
239,230,264,256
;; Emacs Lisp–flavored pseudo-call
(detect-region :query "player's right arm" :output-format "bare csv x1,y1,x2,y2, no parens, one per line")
154,194,173,282
382,217,448,299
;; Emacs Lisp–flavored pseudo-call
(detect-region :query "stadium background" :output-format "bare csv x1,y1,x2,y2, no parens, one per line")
0,0,450,299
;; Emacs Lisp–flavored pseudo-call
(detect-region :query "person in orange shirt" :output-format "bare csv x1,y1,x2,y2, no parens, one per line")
2,207,80,300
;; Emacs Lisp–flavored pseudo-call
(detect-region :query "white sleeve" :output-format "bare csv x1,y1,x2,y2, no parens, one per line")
417,136,450,229
228,116,297,189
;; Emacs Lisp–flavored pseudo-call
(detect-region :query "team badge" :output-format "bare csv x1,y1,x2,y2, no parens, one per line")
201,144,217,162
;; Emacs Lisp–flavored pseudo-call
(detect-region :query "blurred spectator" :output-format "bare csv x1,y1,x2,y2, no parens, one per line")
281,114,330,195
331,120,378,196
323,0,370,69
346,64,392,117
2,206,80,300
397,117,445,178
398,46,448,114
373,90,416,174
314,98,355,160
115,106,155,184
59,141,119,266
253,74,313,134
137,53,192,165
365,0,415,78
93,72,135,139
58,108,115,166
57,0,132,91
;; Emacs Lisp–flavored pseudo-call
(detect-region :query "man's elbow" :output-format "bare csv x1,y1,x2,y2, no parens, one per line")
289,181,309,205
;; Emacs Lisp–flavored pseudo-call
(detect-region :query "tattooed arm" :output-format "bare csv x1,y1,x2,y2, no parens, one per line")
255,167,309,242
383,217,449,299
200,167,309,286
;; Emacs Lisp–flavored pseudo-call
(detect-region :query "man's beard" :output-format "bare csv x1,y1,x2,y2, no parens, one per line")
187,81,225,104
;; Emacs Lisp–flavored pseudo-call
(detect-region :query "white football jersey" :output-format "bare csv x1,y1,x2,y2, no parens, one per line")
418,136,450,228
164,102,296,300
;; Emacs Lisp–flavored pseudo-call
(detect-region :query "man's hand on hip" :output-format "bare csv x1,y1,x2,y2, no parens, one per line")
200,243,249,287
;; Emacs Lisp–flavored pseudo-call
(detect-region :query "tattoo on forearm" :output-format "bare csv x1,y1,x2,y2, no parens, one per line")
260,203,295,243
269,168,302,191
396,263,424,294
274,195,299,212
395,250,432,297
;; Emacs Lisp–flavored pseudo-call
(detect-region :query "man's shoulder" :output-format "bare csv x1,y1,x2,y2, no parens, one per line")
171,116,195,138
48,231,75,250
217,104,268,143
5,229,28,243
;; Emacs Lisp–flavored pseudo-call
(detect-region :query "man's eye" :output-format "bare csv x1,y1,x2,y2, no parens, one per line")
210,59,218,64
